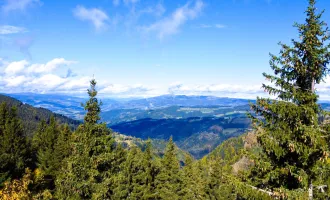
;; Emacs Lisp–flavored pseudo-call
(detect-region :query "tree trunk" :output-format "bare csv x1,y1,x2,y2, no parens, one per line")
309,181,313,200
311,77,315,93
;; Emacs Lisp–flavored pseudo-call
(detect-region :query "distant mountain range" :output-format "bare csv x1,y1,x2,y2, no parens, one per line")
101,105,250,125
5,93,255,120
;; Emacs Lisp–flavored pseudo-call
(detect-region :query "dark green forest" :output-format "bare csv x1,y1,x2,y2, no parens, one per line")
1,0,330,199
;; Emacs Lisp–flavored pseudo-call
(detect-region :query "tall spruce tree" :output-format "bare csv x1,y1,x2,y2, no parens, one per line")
55,79,119,199
0,103,30,186
249,0,330,198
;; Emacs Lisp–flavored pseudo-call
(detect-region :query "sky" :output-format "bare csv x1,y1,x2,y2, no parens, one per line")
0,0,330,99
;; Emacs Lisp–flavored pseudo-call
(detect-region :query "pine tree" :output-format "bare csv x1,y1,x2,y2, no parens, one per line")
0,103,30,187
31,116,72,194
55,79,119,199
249,0,330,198
83,79,101,125
53,124,72,171
141,139,159,199
155,137,182,200
35,116,60,179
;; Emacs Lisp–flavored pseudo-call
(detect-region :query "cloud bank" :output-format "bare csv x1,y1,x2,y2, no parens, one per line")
2,57,330,100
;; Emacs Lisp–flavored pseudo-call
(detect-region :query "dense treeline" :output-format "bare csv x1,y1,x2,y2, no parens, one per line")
1,0,330,199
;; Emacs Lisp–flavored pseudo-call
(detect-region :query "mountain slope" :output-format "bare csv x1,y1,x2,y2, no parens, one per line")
110,116,251,158
0,94,81,136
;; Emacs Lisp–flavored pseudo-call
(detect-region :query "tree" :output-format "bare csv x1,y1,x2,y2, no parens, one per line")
83,79,101,125
0,103,30,187
53,124,73,172
113,147,144,199
141,139,159,199
155,137,182,199
249,0,330,198
180,153,207,199
35,116,60,179
55,79,120,199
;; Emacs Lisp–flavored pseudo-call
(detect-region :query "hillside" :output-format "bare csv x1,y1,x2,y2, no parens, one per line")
0,94,81,136
113,133,188,163
110,116,251,158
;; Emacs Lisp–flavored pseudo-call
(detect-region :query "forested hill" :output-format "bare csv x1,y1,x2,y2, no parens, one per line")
110,116,251,158
0,94,81,136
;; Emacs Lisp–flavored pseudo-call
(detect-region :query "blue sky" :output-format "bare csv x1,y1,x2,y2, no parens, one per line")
0,0,330,99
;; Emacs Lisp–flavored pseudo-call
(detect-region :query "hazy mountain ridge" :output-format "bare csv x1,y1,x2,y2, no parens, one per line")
5,93,254,118
101,104,251,125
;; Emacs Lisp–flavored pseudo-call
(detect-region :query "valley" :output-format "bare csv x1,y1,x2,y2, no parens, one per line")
2,93,253,158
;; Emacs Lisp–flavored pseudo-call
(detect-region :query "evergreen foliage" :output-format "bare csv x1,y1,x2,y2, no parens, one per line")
55,79,120,199
180,153,207,199
0,103,30,187
155,137,182,199
249,0,330,198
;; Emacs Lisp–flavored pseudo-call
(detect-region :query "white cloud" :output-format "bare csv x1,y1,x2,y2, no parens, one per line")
3,58,76,76
4,75,29,87
26,58,76,74
0,58,267,98
57,77,91,92
0,25,27,34
2,0,41,13
4,60,29,75
26,74,66,90
0,58,84,93
143,0,204,39
97,82,266,99
2,58,330,100
100,84,152,95
167,82,266,99
73,5,109,30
